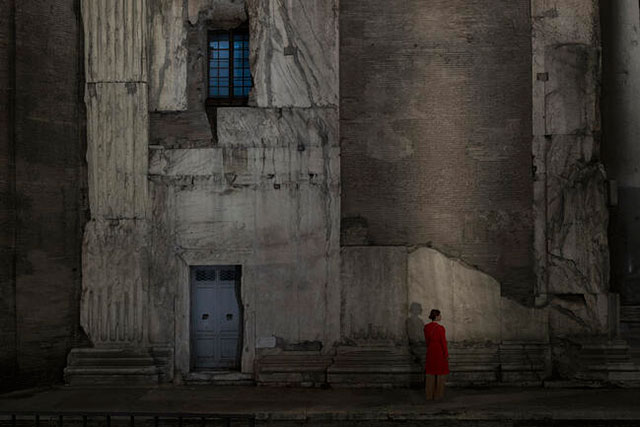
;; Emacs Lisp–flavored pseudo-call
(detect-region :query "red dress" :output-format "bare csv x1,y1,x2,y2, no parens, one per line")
424,322,449,375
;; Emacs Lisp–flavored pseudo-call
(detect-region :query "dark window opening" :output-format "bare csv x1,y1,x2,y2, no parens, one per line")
207,27,251,107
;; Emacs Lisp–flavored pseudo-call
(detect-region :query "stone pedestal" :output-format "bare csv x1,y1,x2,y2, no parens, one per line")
64,348,159,386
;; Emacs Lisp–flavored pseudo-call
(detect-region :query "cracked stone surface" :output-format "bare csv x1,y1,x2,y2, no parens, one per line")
549,293,609,336
408,247,547,344
82,0,148,83
532,0,610,339
86,83,149,219
247,0,338,107
149,0,188,111
187,0,246,27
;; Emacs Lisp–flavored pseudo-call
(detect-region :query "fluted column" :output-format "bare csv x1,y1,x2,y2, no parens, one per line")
80,0,150,346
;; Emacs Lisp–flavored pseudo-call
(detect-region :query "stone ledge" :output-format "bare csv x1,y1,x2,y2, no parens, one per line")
185,371,254,386
64,348,161,386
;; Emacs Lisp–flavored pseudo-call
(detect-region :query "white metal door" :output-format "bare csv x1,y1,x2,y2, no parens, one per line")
191,266,241,370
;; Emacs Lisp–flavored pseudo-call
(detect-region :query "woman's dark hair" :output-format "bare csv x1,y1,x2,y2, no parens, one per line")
428,309,441,321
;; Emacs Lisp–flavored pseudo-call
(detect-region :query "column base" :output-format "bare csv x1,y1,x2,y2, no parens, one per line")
64,348,160,386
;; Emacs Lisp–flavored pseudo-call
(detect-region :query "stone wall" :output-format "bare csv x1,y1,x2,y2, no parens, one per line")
145,0,340,379
340,0,534,304
0,0,86,390
531,0,609,339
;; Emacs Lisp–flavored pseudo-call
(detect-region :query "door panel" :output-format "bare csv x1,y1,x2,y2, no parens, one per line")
194,287,215,331
191,266,241,370
220,337,238,359
218,283,239,332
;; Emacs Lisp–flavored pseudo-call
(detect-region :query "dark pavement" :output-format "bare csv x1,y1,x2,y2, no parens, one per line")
1,385,640,424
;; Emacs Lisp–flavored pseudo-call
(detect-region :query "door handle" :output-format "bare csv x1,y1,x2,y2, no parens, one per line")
226,313,233,320
202,313,209,320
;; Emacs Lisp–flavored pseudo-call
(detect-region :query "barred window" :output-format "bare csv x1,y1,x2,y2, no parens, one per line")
207,27,252,106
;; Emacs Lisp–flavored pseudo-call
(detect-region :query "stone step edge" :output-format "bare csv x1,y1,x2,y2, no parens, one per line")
68,358,156,366
64,367,160,375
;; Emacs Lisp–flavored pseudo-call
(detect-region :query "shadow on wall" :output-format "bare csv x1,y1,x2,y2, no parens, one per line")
406,302,425,346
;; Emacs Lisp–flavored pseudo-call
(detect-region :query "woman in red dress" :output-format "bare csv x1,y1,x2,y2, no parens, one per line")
424,309,449,400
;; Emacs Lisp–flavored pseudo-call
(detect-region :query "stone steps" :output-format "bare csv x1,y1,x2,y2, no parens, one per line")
70,357,155,367
620,305,640,323
327,346,422,387
571,339,640,386
185,371,254,386
620,305,640,368
446,344,500,385
498,342,548,384
64,348,160,386
256,351,333,387
411,342,549,386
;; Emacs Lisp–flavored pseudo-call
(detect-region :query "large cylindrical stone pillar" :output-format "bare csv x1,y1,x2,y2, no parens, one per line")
602,1,640,335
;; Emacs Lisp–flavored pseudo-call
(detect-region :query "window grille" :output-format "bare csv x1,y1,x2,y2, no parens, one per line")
195,270,216,281
208,27,251,105
220,270,236,281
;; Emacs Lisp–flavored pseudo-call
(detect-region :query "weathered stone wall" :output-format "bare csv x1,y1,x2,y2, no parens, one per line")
531,0,609,340
147,0,340,378
149,0,188,112
0,0,86,389
340,0,534,304
408,247,547,344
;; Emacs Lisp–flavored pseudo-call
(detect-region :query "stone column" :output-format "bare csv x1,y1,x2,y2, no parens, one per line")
531,0,610,337
80,0,150,347
602,1,640,317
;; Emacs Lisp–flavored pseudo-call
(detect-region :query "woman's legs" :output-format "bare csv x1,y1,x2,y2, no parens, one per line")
434,374,447,400
425,375,436,400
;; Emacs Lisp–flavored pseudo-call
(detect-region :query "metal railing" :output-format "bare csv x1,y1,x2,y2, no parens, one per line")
0,411,255,426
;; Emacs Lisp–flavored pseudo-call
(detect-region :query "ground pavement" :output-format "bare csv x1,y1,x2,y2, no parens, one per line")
1,385,640,425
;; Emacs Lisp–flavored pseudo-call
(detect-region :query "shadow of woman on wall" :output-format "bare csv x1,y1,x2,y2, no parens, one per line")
406,302,426,366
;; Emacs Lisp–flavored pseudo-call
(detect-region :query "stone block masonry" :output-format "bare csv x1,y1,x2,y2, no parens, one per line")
531,0,610,337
